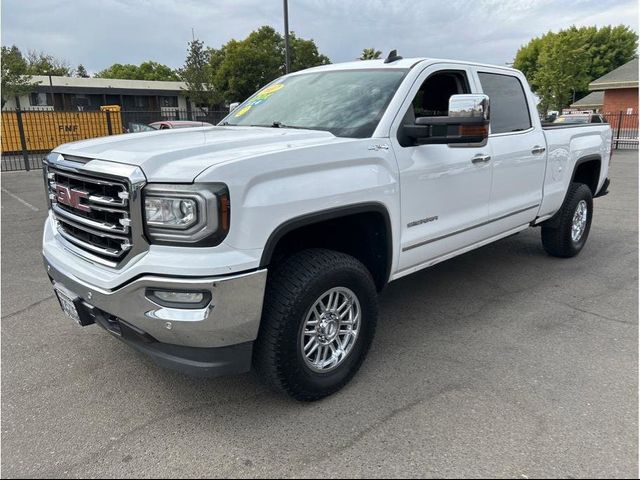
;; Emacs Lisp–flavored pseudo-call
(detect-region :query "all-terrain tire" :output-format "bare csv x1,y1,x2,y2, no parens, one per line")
253,249,378,401
541,182,593,258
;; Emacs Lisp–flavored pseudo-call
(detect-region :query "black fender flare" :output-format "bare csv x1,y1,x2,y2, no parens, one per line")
259,202,394,285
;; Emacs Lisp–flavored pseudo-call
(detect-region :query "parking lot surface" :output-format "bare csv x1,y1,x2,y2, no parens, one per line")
1,151,638,478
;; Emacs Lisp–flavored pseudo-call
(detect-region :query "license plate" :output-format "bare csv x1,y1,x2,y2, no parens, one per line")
54,285,81,324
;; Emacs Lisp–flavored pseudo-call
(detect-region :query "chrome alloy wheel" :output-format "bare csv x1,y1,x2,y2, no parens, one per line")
571,200,588,242
301,287,361,373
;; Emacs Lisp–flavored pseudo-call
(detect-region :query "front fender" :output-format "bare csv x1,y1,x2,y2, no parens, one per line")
195,137,401,269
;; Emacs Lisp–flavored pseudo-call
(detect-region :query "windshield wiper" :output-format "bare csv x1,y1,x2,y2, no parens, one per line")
245,122,315,130
270,121,313,130
248,122,287,128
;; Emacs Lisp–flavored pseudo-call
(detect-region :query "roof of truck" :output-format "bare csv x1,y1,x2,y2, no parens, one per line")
294,57,522,75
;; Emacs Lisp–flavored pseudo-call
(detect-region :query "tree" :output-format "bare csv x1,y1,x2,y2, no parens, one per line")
211,27,286,103
359,48,382,60
136,61,180,81
94,61,179,81
210,26,330,103
94,63,138,79
290,32,331,72
1,45,38,107
180,39,218,108
25,49,72,76
76,64,89,78
532,31,590,113
514,25,638,112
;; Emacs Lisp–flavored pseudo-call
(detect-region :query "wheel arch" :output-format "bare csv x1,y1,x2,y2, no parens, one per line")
571,153,602,196
542,154,601,229
259,203,393,291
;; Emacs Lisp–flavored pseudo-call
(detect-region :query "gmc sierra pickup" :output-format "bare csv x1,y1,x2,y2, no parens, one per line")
42,54,612,401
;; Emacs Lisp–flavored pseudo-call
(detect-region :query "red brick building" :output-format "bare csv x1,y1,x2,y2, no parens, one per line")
588,58,638,127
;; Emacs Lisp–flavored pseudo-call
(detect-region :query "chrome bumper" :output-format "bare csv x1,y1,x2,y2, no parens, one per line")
44,256,267,348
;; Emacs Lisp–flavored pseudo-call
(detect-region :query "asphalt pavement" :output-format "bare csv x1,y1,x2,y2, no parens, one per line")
1,151,638,478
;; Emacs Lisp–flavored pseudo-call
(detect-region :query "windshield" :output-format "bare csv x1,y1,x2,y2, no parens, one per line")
220,69,408,138
128,122,156,133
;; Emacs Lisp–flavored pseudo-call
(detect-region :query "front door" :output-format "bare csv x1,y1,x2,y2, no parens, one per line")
390,64,494,276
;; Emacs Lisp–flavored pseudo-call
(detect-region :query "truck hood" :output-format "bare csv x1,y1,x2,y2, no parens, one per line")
54,126,340,182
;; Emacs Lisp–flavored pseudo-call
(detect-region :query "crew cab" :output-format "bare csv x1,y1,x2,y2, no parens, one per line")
42,54,612,401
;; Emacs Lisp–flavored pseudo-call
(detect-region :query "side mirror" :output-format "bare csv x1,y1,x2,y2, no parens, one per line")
229,102,240,113
403,94,490,146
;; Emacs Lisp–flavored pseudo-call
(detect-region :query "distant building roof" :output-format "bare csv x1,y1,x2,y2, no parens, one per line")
589,58,639,91
570,91,604,108
31,75,187,96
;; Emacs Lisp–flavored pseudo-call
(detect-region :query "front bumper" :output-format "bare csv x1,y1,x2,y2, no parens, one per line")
95,306,254,377
44,257,267,348
44,252,267,377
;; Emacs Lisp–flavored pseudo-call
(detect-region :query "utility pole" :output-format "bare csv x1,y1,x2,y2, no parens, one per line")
283,0,290,73
48,74,55,110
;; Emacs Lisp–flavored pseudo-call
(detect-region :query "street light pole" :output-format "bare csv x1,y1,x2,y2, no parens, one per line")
283,0,290,74
48,74,55,110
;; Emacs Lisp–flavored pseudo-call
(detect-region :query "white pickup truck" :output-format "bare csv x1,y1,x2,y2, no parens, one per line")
42,54,612,401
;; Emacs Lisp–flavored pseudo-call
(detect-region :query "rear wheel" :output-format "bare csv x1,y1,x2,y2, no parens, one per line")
541,182,593,257
253,249,378,401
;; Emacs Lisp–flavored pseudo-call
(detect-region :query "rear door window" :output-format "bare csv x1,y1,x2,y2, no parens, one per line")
477,72,531,134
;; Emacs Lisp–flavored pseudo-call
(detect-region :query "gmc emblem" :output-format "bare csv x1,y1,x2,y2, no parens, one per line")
56,185,90,212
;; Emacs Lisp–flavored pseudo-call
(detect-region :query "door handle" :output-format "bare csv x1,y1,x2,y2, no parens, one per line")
531,145,546,155
471,154,491,164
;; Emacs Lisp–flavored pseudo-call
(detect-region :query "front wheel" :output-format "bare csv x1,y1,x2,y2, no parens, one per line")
541,182,593,258
253,249,378,401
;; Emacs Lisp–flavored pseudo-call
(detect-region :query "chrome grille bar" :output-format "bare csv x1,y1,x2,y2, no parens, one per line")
52,204,129,234
46,163,133,263
57,227,125,258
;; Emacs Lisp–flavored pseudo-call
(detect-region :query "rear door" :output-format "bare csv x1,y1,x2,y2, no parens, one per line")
472,69,546,232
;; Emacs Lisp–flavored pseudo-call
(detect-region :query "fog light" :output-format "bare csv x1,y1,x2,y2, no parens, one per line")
155,291,203,303
146,289,211,309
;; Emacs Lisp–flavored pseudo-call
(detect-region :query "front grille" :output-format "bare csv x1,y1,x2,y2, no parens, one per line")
46,166,133,264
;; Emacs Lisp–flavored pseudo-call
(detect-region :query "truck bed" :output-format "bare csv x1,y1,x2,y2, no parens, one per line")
541,123,607,129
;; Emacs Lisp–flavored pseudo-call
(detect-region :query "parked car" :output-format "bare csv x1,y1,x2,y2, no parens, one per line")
125,120,213,133
42,54,611,401
148,120,213,129
552,113,606,124
126,122,156,133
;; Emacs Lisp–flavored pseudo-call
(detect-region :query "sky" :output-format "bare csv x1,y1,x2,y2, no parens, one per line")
1,0,638,74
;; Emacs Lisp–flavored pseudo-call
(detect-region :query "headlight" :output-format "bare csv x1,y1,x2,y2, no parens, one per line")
143,183,229,246
145,197,197,229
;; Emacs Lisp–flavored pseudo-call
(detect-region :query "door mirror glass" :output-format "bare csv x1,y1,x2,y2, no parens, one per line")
448,94,490,121
404,94,490,146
